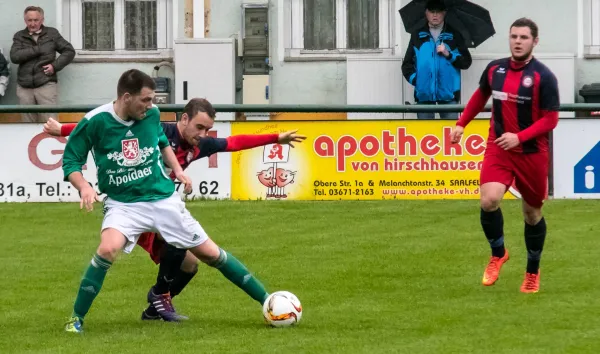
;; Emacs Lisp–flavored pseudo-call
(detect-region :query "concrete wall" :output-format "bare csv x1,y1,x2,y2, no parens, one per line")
1,0,598,109
426,0,578,55
209,0,347,105
55,63,173,105
211,0,599,105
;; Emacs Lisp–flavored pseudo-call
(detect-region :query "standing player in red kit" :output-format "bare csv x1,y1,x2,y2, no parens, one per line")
450,18,560,293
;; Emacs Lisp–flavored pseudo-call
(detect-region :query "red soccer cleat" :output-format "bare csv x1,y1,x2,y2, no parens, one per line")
520,271,540,293
482,250,510,286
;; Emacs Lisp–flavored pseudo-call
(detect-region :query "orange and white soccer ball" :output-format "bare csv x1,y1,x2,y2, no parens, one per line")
262,291,302,327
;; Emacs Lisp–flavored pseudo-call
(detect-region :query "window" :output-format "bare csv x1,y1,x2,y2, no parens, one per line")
585,0,600,56
286,0,392,59
82,0,115,50
63,0,172,58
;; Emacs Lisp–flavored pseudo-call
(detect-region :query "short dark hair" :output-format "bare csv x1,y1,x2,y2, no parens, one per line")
426,0,446,11
183,98,216,120
511,18,538,38
117,69,156,97
24,6,44,16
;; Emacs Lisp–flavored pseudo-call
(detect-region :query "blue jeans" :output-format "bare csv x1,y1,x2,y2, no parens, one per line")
416,100,459,120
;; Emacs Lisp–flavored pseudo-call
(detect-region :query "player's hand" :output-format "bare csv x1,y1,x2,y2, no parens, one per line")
494,133,520,150
278,130,307,148
450,126,464,144
175,170,193,194
43,117,62,136
80,185,97,212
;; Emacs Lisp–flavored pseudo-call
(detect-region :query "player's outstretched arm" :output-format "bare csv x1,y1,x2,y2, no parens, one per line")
43,118,76,137
457,88,490,128
451,88,490,143
198,130,307,158
220,133,278,152
276,130,307,148
451,62,495,144
225,130,307,151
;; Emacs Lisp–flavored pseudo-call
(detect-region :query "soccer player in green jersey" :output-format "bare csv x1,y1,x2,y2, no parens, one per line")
62,69,269,333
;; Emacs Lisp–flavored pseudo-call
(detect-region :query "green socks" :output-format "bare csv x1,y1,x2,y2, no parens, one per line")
210,249,269,304
71,249,266,321
72,253,112,319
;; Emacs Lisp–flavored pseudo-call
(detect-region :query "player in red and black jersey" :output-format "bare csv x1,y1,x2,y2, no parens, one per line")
450,18,559,293
45,98,306,320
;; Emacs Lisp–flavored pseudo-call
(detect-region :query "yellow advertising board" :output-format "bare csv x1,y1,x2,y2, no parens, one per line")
231,120,518,200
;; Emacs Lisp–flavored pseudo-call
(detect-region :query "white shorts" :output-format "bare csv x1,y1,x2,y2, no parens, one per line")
101,192,208,254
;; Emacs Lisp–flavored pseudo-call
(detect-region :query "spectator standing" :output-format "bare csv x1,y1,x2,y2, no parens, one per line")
10,6,75,122
0,51,9,98
402,0,472,119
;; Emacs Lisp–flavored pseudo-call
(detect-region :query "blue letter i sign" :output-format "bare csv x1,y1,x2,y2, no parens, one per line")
574,141,600,193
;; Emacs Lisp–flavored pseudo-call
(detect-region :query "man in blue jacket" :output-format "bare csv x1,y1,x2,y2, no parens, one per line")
402,0,472,119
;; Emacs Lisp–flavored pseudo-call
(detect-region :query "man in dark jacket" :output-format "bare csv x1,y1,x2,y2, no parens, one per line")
402,0,472,119
10,6,75,122
0,51,9,98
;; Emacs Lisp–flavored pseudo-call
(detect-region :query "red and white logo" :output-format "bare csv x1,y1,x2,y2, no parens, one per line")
522,76,533,88
107,138,152,167
122,139,140,161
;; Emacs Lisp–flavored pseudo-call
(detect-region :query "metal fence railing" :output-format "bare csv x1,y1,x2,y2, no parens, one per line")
0,103,600,114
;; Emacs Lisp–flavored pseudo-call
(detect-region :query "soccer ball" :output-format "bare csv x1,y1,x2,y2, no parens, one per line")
262,291,302,327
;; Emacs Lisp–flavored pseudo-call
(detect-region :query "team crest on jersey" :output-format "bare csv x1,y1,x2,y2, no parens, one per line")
522,76,533,88
107,139,155,167
187,151,194,163
122,139,140,161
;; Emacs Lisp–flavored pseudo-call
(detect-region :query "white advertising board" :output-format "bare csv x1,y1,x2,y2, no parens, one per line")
0,123,232,202
180,122,232,199
553,119,600,199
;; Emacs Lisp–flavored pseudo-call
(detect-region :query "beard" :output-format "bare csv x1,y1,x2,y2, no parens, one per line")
511,48,533,62
127,108,146,120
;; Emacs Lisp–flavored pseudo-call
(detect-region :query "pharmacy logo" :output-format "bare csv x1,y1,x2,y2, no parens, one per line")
574,141,600,193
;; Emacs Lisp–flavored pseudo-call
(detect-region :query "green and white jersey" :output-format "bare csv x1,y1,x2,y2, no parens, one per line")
62,102,175,203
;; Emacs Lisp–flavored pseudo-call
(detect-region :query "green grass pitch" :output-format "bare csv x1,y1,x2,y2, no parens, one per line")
1,199,600,353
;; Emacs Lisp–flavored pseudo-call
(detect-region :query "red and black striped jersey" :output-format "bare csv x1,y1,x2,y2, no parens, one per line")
60,121,279,179
159,122,278,178
478,57,560,153
160,122,228,173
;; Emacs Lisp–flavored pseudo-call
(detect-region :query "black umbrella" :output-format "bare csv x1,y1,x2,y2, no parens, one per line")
399,0,495,48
